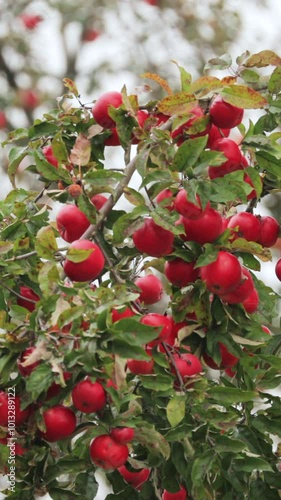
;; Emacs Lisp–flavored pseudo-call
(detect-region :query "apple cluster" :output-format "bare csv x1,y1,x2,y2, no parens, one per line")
1,58,281,498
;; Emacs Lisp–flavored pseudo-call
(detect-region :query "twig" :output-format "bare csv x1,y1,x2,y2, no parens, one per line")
161,342,186,393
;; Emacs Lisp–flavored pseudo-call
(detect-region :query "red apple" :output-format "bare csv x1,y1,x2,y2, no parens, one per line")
19,13,43,30
0,111,8,129
127,356,155,375
203,343,239,370
91,194,108,210
64,239,105,282
242,287,259,314
141,313,173,346
45,372,72,400
92,91,123,129
164,258,199,288
174,189,203,219
56,204,90,243
207,124,230,148
208,138,242,179
104,127,121,146
82,29,100,42
17,285,40,312
110,427,135,444
171,105,208,143
155,188,175,211
227,212,261,242
275,258,281,281
42,145,59,167
180,207,223,244
72,379,106,413
200,251,242,296
134,274,163,305
90,434,129,469
258,216,280,247
220,267,254,304
112,307,136,323
118,464,150,490
171,353,202,387
132,217,174,257
210,95,244,129
162,485,188,500
19,89,40,110
0,392,31,427
40,405,76,442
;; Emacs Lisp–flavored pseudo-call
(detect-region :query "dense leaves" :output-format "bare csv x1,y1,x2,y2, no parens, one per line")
0,51,281,499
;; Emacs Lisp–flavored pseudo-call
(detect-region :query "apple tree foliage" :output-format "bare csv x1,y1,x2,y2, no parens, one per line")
0,50,281,499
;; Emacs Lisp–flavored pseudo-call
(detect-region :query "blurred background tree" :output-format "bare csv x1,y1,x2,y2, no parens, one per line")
0,0,246,133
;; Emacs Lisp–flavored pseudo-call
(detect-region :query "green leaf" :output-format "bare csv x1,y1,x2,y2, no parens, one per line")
51,132,69,162
123,187,146,206
214,435,247,453
172,136,208,172
204,54,232,71
25,364,54,400
112,205,148,244
191,450,215,487
66,246,94,263
268,66,281,94
252,415,281,438
8,146,28,187
208,386,257,404
221,85,267,109
38,261,60,297
35,225,58,259
140,373,173,391
243,50,281,68
173,61,192,91
134,424,170,459
240,69,260,84
158,92,197,115
166,395,186,427
189,76,222,97
110,318,161,346
233,456,273,472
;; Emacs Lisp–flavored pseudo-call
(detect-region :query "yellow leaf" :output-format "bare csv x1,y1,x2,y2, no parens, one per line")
141,72,173,95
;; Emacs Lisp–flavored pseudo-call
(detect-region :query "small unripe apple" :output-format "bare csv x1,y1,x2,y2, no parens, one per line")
64,239,105,282
92,91,123,129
